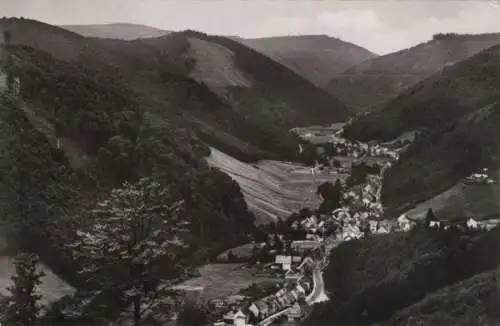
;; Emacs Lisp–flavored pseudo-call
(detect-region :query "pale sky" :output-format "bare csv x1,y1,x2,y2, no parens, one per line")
1,0,499,54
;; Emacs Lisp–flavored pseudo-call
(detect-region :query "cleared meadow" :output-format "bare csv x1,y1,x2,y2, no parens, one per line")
403,182,500,221
206,147,348,224
174,264,280,303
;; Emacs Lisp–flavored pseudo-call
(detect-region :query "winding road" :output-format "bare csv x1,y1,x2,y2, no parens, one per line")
305,266,329,305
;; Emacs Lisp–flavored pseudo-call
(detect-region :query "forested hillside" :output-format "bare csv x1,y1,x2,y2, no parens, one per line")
1,18,350,163
0,40,257,293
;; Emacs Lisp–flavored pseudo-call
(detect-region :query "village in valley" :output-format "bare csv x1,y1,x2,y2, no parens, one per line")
192,125,500,326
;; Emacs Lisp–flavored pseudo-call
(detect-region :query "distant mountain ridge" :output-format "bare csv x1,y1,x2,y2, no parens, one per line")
328,32,500,113
60,23,171,40
58,23,378,91
234,34,377,88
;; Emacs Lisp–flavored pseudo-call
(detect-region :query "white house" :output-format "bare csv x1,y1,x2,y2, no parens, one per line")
287,303,303,322
397,215,413,231
275,255,292,271
375,225,390,234
467,218,479,229
429,221,441,228
248,304,259,318
234,309,247,326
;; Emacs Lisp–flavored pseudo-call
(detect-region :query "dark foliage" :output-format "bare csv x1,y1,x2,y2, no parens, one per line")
176,304,209,326
239,282,281,300
380,266,500,326
304,227,500,326
346,162,380,187
9,44,140,154
317,181,342,214
0,41,256,294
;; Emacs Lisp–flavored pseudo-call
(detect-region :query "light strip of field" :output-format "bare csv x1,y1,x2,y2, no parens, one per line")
207,147,345,224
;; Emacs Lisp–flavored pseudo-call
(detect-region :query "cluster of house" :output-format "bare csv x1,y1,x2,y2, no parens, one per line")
366,144,399,160
341,184,383,218
213,252,320,326
328,137,365,158
328,135,399,161
214,274,312,326
248,279,309,320
463,168,495,185
294,215,326,241
418,213,498,231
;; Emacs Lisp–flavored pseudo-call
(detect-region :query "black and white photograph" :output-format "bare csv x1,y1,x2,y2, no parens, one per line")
0,0,499,325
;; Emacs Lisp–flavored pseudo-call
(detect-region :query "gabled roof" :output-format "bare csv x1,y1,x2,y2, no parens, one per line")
234,309,246,318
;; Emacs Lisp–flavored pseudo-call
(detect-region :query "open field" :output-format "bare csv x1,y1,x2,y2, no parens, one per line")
174,264,280,303
207,147,348,224
403,182,500,221
291,123,345,144
218,243,265,260
188,37,253,94
0,256,75,306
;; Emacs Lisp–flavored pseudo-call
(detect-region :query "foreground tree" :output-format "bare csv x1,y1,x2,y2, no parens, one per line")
1,253,45,326
176,304,208,326
69,178,191,326
317,180,342,214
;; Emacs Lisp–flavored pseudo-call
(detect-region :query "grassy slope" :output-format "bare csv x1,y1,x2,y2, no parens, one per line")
206,147,349,224
185,31,350,126
235,35,377,88
379,267,500,326
403,182,500,222
60,23,171,40
304,227,500,325
175,264,280,303
329,33,500,113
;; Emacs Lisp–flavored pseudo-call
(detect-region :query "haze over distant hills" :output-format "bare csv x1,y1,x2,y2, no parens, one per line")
60,23,171,40
233,35,377,88
328,33,500,113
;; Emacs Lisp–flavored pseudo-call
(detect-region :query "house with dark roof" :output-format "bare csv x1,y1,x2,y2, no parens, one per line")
424,210,441,228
